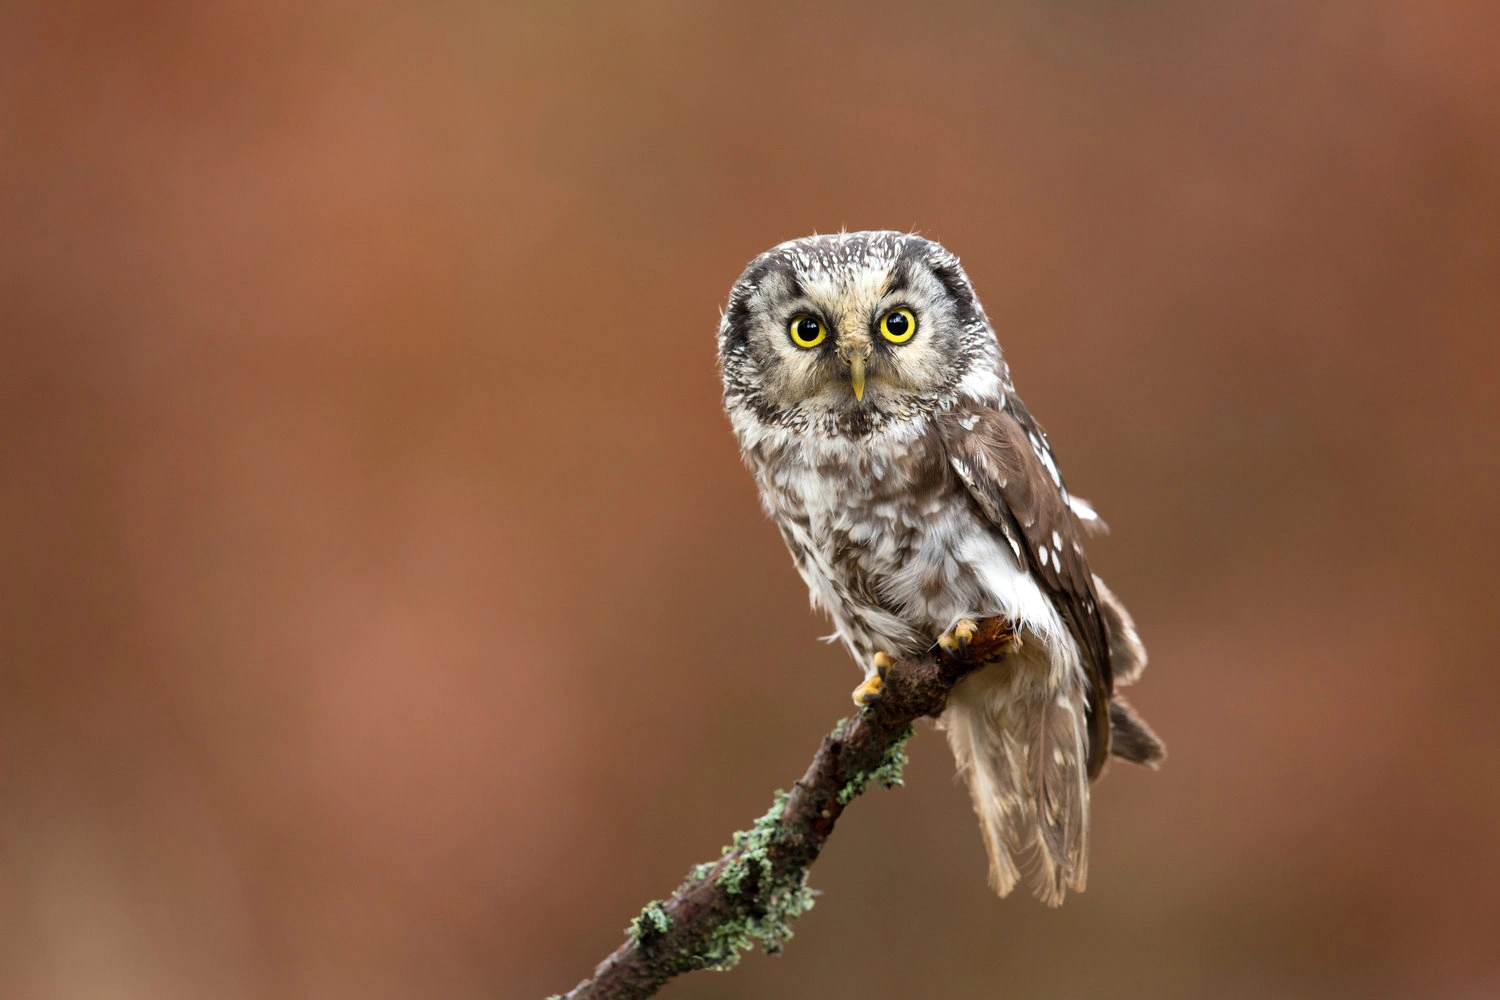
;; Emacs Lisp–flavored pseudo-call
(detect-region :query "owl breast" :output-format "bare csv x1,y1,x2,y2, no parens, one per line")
744,415,1062,667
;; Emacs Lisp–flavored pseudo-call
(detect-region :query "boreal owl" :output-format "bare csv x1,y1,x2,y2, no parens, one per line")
717,231,1164,905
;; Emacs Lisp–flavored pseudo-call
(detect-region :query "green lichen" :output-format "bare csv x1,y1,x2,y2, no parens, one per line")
668,790,816,971
688,876,816,971
716,791,786,897
617,723,919,978
626,899,673,942
836,725,914,805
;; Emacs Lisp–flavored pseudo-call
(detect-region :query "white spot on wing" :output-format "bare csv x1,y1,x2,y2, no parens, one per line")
1068,496,1099,522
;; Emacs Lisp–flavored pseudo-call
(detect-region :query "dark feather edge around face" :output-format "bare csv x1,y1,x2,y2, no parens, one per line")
717,232,994,435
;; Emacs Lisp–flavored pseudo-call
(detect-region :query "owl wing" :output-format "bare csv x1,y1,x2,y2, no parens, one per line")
937,396,1114,777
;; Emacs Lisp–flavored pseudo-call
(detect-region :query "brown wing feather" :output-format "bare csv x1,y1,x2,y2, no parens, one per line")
938,398,1114,776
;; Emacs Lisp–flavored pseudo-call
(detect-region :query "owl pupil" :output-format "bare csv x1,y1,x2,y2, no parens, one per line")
798,319,820,339
885,312,909,336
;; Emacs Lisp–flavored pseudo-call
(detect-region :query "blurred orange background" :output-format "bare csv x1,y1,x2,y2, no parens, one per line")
4,2,1499,998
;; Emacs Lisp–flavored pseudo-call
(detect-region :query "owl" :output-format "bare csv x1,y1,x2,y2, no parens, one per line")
717,231,1164,905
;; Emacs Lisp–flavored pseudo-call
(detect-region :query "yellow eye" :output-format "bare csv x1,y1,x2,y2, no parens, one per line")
879,307,917,344
788,314,827,349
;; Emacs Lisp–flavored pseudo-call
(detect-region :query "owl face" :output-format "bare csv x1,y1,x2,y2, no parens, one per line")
719,232,1004,436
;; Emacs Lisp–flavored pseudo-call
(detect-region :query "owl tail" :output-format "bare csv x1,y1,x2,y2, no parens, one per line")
940,652,1091,906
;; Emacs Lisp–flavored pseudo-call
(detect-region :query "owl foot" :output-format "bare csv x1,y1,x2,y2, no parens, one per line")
852,652,894,709
939,619,1023,662
938,618,979,659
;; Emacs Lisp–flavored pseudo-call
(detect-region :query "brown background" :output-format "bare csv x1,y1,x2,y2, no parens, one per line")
4,2,1499,998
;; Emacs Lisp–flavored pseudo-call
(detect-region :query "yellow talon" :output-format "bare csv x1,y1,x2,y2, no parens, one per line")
852,652,894,708
938,618,979,658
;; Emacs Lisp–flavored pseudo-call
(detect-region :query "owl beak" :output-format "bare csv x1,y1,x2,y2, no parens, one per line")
849,355,867,401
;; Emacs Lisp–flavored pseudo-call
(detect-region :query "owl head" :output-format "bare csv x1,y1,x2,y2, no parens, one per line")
718,231,1007,437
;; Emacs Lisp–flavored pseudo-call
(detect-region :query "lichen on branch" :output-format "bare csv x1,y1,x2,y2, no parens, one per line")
555,616,1017,1000
837,725,913,804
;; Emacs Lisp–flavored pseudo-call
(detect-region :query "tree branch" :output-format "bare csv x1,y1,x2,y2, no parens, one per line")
553,616,1017,1000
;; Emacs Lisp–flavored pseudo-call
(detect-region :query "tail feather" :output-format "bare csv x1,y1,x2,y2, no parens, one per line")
1032,690,1090,903
1108,695,1166,768
1093,574,1167,768
941,577,1164,904
1093,574,1147,686
945,694,1024,895
941,653,1089,906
